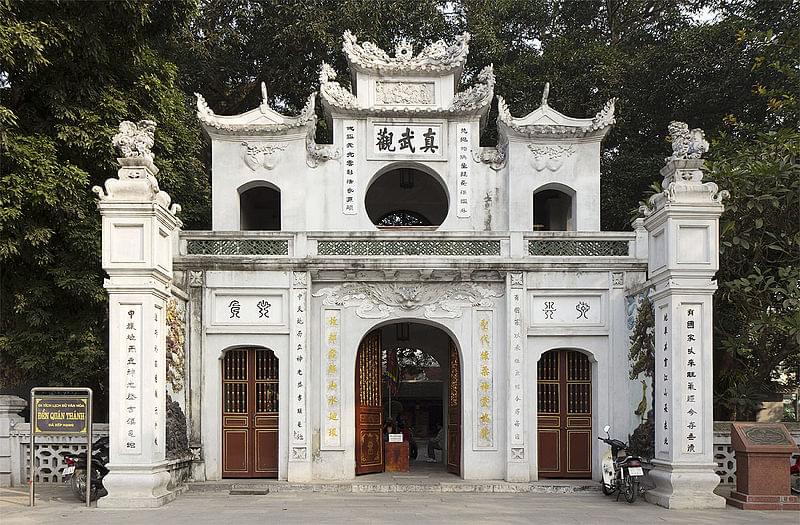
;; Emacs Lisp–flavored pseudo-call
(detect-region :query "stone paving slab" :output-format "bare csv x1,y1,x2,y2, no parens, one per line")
1,485,798,525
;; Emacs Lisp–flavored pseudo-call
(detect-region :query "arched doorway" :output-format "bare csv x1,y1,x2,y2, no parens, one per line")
239,182,281,230
533,185,575,231
354,322,461,476
537,349,592,478
365,166,449,228
221,347,279,478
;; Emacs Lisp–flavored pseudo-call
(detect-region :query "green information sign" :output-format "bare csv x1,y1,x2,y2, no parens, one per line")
33,396,89,435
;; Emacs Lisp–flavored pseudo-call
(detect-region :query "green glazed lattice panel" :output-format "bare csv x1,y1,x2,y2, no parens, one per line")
317,240,501,256
528,240,629,256
186,239,289,256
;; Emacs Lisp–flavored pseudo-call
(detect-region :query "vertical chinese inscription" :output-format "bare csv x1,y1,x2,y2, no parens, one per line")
682,304,702,454
122,304,142,454
153,305,162,448
322,309,342,448
509,274,524,448
475,310,494,448
656,304,671,456
342,120,358,215
457,124,472,218
291,273,308,452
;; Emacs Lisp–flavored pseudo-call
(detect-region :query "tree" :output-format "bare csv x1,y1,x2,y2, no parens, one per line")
0,0,209,410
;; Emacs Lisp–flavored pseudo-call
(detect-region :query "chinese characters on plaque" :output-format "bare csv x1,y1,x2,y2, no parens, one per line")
322,309,342,449
342,120,358,215
121,304,141,454
531,295,600,325
509,276,524,448
656,304,671,455
475,311,494,448
291,273,308,450
372,123,441,158
213,294,282,325
456,124,471,218
682,304,702,454
152,305,162,448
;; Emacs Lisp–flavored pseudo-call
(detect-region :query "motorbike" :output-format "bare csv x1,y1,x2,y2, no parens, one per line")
598,425,646,503
62,436,110,502
791,452,800,495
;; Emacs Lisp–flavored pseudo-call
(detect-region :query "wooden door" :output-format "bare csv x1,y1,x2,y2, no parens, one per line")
222,348,279,478
447,340,461,475
355,330,383,475
537,349,592,478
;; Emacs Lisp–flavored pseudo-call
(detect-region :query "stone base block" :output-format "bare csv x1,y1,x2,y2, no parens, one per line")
287,460,312,482
505,461,530,482
726,490,800,511
645,460,726,509
98,462,173,508
190,458,206,482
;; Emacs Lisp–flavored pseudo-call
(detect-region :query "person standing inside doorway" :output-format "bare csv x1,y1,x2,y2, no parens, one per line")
427,423,445,462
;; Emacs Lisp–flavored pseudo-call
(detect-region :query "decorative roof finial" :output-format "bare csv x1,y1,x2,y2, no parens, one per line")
261,82,268,103
541,82,550,107
112,120,157,163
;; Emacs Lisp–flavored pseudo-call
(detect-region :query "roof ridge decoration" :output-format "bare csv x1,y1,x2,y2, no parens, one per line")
497,87,617,139
195,85,316,134
450,64,495,112
342,31,470,73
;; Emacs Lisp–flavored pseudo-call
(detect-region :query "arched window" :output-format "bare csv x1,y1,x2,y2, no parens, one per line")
239,183,280,231
366,166,448,228
533,186,574,231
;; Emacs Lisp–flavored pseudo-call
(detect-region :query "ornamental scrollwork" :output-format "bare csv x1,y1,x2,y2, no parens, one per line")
312,282,503,319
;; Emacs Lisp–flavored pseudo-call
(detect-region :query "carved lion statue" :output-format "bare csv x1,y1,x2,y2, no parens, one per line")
666,121,709,162
112,119,157,161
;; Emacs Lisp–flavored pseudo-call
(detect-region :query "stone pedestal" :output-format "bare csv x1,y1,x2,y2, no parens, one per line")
726,423,800,510
640,136,729,509
0,396,26,487
94,121,182,507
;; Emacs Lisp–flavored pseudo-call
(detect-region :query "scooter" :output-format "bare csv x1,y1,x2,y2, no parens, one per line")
62,437,110,502
598,425,646,503
790,451,800,495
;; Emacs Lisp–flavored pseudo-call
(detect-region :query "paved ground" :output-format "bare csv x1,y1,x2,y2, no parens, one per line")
1,485,797,524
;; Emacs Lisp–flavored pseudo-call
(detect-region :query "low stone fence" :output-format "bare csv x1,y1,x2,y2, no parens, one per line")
713,421,800,485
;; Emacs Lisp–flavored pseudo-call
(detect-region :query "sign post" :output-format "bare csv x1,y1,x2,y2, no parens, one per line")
29,387,93,508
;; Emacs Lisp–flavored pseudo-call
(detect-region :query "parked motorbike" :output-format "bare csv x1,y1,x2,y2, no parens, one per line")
598,425,646,503
62,437,110,502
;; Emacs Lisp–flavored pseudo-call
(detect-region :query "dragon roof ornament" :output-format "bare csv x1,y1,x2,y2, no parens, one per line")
195,89,316,135
497,88,617,139
342,31,470,73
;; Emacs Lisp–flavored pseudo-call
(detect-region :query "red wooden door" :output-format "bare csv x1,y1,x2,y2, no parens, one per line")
447,340,461,475
222,348,279,478
355,330,383,475
537,349,592,478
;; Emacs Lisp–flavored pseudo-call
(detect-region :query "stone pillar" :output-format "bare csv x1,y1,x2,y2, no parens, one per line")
288,271,312,481
93,121,182,507
186,270,205,481
505,272,529,481
642,123,728,509
0,396,26,487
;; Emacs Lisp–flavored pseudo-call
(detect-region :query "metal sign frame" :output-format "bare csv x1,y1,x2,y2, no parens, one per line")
29,387,93,508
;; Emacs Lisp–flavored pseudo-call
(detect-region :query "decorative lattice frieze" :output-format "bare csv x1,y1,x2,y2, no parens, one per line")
528,239,629,256
186,239,289,256
317,240,501,256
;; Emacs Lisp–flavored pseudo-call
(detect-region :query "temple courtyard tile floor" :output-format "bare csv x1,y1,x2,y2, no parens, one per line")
1,485,798,524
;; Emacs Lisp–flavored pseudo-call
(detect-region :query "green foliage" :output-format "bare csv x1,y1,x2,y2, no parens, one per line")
0,0,209,400
628,296,655,381
707,128,800,419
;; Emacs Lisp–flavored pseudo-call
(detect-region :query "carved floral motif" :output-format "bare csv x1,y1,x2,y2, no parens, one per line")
312,282,503,319
242,141,288,170
375,81,434,105
527,144,576,171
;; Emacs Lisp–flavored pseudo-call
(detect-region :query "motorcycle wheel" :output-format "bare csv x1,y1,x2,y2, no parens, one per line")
70,468,99,502
624,479,639,503
601,481,614,496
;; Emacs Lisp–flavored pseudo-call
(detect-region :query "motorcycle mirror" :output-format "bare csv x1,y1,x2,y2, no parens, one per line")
603,425,610,433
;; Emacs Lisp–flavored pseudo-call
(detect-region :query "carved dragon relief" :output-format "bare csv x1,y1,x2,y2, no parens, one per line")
342,31,470,73
312,282,503,319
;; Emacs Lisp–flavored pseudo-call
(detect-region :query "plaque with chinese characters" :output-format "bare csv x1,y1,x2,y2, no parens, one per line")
342,120,358,215
213,293,284,325
456,124,471,218
368,121,446,161
121,303,142,454
681,304,702,454
321,309,342,449
474,310,494,449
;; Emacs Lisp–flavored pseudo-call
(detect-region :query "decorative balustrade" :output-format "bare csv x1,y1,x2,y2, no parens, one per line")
179,231,644,260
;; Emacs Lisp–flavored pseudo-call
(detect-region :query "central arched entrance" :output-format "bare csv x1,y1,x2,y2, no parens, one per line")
355,322,461,476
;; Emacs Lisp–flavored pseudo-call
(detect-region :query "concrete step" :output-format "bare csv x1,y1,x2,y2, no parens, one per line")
188,480,600,495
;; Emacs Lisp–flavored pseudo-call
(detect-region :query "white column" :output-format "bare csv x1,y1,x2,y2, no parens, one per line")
288,271,312,481
642,124,728,509
505,272,529,481
0,396,26,487
93,121,182,507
